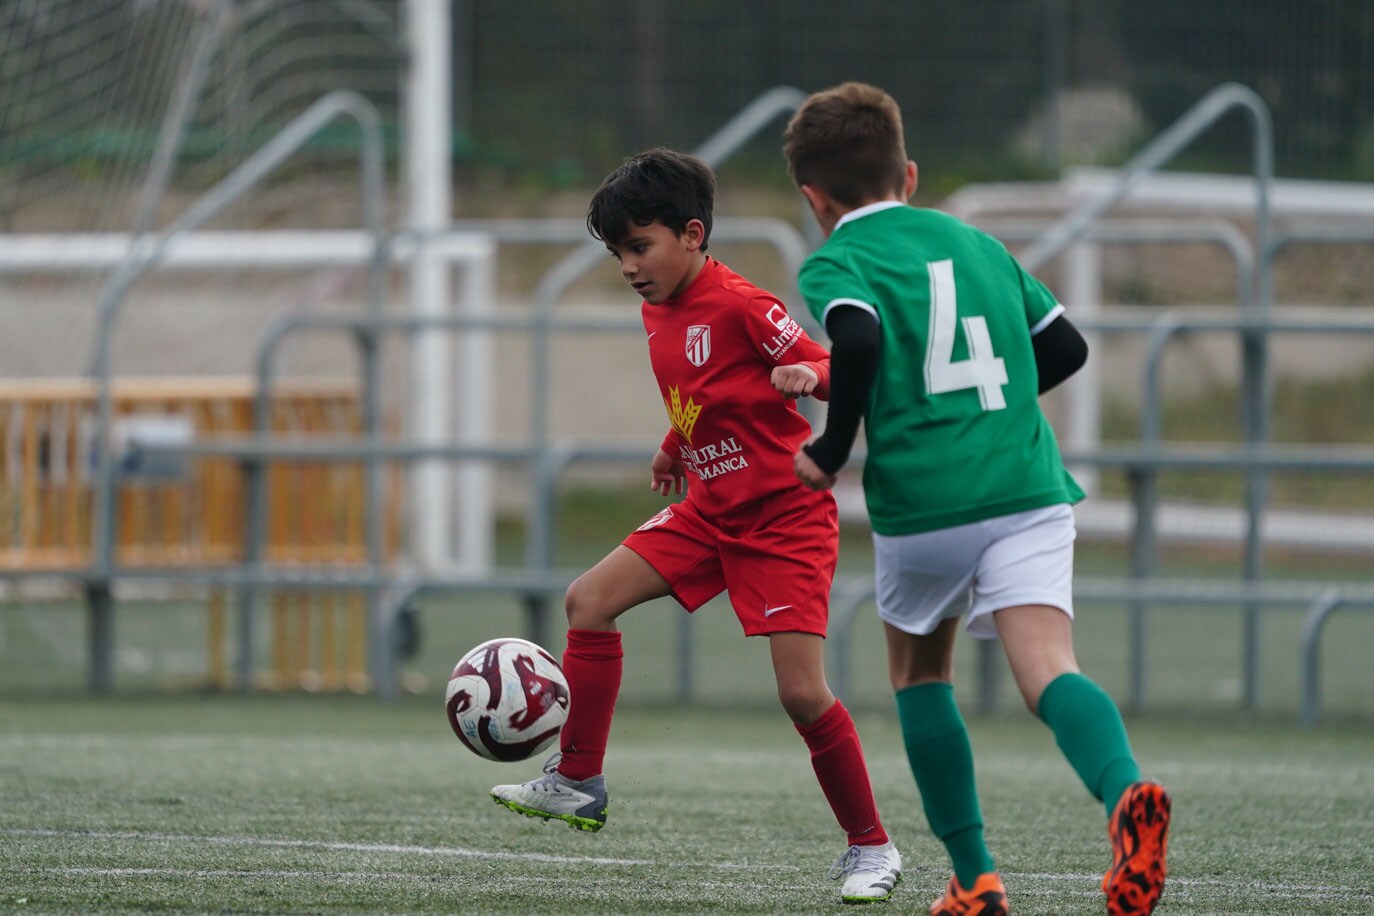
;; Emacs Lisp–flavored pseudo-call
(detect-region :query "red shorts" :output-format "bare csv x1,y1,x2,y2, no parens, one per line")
621,486,839,637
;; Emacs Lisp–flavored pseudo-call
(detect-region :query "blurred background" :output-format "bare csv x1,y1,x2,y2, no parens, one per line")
1,0,1371,724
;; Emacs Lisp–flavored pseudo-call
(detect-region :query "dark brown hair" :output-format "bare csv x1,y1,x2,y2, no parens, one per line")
587,147,715,251
782,82,908,207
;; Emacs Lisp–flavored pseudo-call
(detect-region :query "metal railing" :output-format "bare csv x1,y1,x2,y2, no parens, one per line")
1015,81,1279,709
231,216,809,691
82,90,388,694
8,83,1374,724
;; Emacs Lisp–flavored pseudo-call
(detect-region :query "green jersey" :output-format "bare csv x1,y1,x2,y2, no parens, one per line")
799,202,1084,535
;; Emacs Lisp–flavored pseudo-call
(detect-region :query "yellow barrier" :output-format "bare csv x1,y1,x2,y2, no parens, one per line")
0,377,394,692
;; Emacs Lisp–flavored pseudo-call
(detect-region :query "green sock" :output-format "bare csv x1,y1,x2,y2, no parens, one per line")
1037,672,1142,816
895,682,996,887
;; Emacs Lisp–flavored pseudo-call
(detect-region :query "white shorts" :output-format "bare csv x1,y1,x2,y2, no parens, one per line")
873,503,1076,640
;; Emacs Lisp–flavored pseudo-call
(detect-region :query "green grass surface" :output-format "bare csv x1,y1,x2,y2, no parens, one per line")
3,487,1373,912
2,696,1371,914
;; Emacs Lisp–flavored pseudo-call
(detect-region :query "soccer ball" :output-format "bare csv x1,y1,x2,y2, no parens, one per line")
445,637,570,762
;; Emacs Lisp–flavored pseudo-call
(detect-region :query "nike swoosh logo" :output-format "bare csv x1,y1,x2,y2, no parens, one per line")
763,604,792,617
647,332,657,340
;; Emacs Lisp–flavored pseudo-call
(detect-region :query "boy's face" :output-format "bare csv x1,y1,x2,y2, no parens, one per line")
605,218,706,305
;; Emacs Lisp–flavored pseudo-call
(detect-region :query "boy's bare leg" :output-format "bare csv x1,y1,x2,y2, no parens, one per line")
490,547,670,830
991,603,1079,712
565,545,673,631
767,630,836,725
885,616,958,688
558,546,671,779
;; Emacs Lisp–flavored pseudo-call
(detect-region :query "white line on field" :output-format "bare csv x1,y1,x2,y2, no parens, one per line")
6,829,1371,900
3,828,654,867
5,866,448,883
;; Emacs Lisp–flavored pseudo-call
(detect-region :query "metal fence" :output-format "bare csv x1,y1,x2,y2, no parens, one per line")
5,0,1373,199
2,2,1373,723
7,82,1361,725
461,0,1374,185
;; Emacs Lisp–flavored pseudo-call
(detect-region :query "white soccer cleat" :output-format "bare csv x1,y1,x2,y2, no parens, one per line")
831,840,903,904
490,753,608,832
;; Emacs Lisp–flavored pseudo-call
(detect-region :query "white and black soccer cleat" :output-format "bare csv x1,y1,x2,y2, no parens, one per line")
831,840,902,904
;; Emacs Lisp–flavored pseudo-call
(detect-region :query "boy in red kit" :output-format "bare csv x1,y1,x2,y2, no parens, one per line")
491,148,902,904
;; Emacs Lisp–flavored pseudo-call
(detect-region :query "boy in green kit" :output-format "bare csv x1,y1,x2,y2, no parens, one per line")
782,82,1171,916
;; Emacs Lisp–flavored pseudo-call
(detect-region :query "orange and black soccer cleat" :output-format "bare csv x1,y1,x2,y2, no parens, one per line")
1103,780,1172,915
930,872,1009,916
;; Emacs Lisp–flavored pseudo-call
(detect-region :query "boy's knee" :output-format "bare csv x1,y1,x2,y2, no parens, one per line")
1012,664,1078,716
776,679,833,726
889,659,953,693
564,575,613,630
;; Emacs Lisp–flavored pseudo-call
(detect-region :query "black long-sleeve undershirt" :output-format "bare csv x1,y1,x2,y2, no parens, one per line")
802,305,881,475
1031,312,1089,394
802,306,1089,476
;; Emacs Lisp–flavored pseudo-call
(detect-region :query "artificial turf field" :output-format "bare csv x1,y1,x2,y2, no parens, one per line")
2,694,1372,915
4,486,1374,913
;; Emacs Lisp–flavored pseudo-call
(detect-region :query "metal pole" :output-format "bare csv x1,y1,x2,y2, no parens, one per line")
1063,241,1101,495
405,0,455,572
84,583,114,695
1299,590,1342,728
523,444,575,648
1126,316,1183,711
373,581,425,701
455,241,496,572
1240,94,1275,710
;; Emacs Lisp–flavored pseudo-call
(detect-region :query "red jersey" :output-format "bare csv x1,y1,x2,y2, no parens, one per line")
644,257,831,518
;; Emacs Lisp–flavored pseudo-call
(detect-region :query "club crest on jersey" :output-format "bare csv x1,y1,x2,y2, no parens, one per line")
685,324,711,367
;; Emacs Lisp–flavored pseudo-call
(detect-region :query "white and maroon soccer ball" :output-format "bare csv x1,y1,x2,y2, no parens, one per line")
445,637,570,762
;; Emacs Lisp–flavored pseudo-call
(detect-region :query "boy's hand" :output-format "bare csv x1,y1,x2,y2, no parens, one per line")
793,447,837,491
771,363,819,399
650,448,685,496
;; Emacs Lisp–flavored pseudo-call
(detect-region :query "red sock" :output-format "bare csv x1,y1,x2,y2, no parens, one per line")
796,700,889,847
556,628,623,781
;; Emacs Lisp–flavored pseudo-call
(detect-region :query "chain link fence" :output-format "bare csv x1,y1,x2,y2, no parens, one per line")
4,0,1373,205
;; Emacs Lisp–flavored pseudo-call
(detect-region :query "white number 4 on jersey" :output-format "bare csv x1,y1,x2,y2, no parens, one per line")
923,259,1008,410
